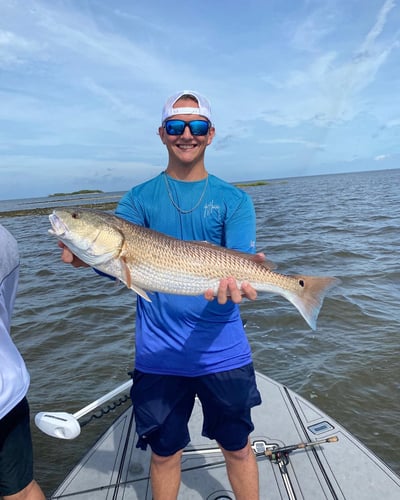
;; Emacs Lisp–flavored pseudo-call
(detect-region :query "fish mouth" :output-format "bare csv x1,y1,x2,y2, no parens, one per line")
48,212,68,237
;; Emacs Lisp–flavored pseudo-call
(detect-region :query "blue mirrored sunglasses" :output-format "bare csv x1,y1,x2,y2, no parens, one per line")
163,119,211,136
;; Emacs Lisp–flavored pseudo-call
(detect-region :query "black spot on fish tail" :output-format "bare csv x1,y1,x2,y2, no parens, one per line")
288,275,341,330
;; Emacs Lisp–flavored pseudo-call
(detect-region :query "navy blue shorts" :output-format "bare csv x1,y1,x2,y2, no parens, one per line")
0,397,34,496
130,363,262,456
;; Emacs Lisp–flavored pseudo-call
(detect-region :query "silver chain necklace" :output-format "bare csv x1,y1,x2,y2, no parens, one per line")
163,171,209,214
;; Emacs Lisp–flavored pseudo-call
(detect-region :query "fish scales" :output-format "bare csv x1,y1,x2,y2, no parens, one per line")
118,225,301,294
48,207,340,330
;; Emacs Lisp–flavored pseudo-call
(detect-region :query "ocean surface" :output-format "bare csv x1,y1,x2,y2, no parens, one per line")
1,168,399,496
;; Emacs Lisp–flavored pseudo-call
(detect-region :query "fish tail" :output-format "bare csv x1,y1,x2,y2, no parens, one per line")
285,276,340,330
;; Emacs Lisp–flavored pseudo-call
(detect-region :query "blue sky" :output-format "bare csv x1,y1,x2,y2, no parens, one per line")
1,0,399,200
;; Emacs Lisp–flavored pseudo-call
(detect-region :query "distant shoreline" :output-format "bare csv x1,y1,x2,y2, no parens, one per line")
0,183,272,218
234,181,269,187
0,202,118,218
48,189,103,197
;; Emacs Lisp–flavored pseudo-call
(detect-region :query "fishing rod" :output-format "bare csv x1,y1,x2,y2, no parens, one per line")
183,435,339,459
253,435,339,457
35,379,132,439
253,435,339,459
252,436,338,500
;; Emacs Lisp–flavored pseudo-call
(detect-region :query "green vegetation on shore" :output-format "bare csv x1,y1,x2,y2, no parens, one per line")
0,202,117,218
1,181,278,218
234,180,269,187
49,189,103,197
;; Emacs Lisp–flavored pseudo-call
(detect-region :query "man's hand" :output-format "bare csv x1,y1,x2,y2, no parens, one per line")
203,252,265,303
58,241,89,268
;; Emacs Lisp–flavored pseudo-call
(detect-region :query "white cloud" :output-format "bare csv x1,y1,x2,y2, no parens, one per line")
374,154,391,161
0,29,41,66
0,0,399,199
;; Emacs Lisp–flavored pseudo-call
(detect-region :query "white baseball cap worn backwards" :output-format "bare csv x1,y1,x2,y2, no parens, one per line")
161,90,212,124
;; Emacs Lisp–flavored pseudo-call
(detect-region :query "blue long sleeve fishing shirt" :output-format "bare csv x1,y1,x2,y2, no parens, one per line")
115,172,256,376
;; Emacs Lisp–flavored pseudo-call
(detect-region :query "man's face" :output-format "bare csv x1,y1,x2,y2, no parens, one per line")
159,98,215,166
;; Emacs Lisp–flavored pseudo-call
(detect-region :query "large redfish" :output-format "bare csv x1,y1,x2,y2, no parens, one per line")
49,207,340,330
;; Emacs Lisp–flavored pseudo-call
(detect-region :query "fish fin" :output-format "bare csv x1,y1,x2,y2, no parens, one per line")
189,240,226,250
285,276,341,330
253,255,277,270
120,257,132,289
189,241,276,270
119,256,152,302
130,284,152,302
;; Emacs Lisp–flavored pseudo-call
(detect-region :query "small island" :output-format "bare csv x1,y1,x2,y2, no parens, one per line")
49,189,103,197
234,181,269,187
0,189,112,218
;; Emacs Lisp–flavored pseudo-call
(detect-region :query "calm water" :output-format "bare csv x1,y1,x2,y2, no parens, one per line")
1,169,399,496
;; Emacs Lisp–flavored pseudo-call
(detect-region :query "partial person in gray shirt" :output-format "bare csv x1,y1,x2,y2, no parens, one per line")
0,224,45,500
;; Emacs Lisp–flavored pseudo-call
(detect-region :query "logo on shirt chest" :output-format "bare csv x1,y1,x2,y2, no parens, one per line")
203,201,220,218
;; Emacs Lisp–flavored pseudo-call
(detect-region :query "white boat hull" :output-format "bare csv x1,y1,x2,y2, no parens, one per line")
50,372,400,499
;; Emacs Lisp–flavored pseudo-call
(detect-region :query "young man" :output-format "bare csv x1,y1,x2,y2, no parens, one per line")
0,224,45,500
60,90,262,499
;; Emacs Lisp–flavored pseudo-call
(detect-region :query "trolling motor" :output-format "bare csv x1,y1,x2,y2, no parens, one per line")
35,380,132,439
